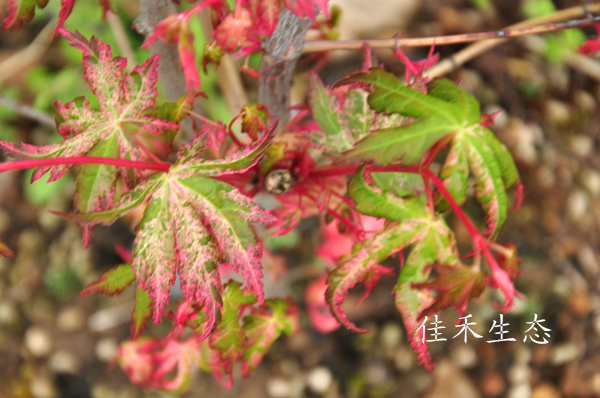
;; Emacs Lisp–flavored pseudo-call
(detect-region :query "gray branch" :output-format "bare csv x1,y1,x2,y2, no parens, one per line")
134,0,186,102
258,9,313,126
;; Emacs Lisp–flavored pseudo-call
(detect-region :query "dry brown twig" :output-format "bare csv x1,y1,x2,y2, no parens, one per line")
300,3,600,79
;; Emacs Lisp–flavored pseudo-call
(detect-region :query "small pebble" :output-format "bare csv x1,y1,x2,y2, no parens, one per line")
576,246,599,276
508,384,532,398
570,135,594,158
574,90,596,113
508,364,531,385
56,306,86,332
393,347,414,371
580,169,600,196
550,343,580,365
25,327,52,357
307,366,333,394
481,372,506,397
0,301,18,325
531,383,561,398
545,99,571,125
379,322,403,349
267,378,292,398
451,345,478,368
95,338,119,362
566,189,589,222
49,350,79,373
29,377,56,398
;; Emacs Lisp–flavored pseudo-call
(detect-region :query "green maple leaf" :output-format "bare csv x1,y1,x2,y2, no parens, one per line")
333,70,520,236
333,69,467,165
309,74,403,155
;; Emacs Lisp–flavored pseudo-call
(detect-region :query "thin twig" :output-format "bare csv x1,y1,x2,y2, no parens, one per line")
426,2,600,79
303,15,600,53
0,94,56,128
300,3,600,79
0,21,54,85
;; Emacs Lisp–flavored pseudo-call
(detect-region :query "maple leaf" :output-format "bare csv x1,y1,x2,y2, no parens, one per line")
412,262,489,317
334,70,520,236
334,69,464,165
241,296,298,376
2,0,49,31
309,74,404,155
80,263,136,297
0,29,178,243
327,167,467,371
431,79,521,236
0,238,14,258
72,131,275,336
207,281,256,388
245,0,281,37
117,336,202,392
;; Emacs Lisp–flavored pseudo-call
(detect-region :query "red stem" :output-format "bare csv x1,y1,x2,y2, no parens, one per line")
0,157,171,173
422,168,481,239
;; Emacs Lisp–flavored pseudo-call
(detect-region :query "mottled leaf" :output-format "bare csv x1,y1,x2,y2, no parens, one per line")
241,298,299,376
394,217,459,372
2,0,49,30
80,263,136,297
326,218,431,332
0,30,179,231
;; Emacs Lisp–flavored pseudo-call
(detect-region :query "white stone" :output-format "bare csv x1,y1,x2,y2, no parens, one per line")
95,338,119,362
508,384,532,398
550,343,581,365
56,306,85,332
25,327,52,357
49,350,79,373
29,377,56,398
379,322,403,349
566,189,589,222
307,366,333,394
267,378,292,398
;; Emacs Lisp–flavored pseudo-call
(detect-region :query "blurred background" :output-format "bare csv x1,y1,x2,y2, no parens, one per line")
2,0,600,397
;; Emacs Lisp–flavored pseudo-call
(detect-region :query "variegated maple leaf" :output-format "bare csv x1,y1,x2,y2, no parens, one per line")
73,129,275,338
0,29,179,242
3,0,110,34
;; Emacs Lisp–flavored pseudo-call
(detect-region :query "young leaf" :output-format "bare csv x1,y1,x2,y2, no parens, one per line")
131,287,153,339
80,263,136,297
208,281,256,388
241,298,299,376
